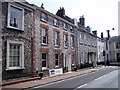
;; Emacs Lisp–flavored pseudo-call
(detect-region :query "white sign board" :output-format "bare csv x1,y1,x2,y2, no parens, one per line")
49,68,63,77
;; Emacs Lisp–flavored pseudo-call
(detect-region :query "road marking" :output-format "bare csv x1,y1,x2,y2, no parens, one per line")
30,71,97,89
94,74,107,81
76,83,87,88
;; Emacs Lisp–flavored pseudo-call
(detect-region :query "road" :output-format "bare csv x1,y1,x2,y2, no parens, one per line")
30,66,119,90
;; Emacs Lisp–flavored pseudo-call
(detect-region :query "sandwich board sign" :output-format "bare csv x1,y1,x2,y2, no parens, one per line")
49,68,63,77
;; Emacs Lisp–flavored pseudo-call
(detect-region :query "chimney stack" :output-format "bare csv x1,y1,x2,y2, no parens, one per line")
107,30,110,38
101,32,103,38
79,15,85,26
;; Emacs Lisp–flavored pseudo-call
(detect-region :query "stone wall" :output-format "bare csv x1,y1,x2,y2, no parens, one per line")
2,2,34,80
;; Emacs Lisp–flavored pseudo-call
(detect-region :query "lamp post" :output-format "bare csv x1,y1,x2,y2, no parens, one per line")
105,28,115,66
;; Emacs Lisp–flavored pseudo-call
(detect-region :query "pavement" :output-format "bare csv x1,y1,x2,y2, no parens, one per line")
1,65,108,89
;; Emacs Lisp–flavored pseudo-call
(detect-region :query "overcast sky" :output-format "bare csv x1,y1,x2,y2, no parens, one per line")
27,0,119,37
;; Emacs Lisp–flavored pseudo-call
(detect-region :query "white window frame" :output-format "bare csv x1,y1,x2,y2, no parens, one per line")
41,28,48,45
53,18,59,26
42,52,47,70
41,13,47,22
64,34,68,48
54,31,59,47
6,40,24,70
71,36,74,48
7,3,24,31
63,23,68,30
55,53,59,67
70,26,73,32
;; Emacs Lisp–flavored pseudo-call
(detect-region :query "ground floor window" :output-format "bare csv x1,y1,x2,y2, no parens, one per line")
42,52,47,69
116,53,120,62
7,40,24,70
55,53,59,67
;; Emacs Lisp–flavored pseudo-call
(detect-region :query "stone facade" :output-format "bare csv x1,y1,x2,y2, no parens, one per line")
108,36,120,62
33,5,97,74
77,27,97,68
97,38,104,64
34,7,76,73
2,2,35,80
2,2,98,80
0,1,2,83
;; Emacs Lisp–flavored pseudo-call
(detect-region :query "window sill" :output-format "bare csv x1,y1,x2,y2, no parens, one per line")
55,66,59,68
40,19,47,23
54,45,60,48
42,67,47,70
63,28,68,31
41,43,48,46
71,47,75,49
53,24,59,27
6,67,25,71
64,46,68,49
7,26,24,31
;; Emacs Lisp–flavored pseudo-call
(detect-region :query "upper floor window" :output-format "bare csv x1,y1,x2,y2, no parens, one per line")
54,32,60,47
116,42,120,49
53,18,59,26
6,41,24,70
71,36,74,48
41,28,48,45
79,33,82,39
64,34,68,48
8,4,24,30
63,23,68,30
70,26,73,32
41,13,47,22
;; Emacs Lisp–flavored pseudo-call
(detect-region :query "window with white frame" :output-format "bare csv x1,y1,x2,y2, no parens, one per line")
41,28,47,45
79,33,82,39
71,36,74,48
54,32,59,46
64,34,68,47
116,42,120,49
53,18,59,26
41,13,47,22
63,23,68,30
70,26,73,32
8,4,24,30
42,53,47,69
7,41,24,70
55,53,59,67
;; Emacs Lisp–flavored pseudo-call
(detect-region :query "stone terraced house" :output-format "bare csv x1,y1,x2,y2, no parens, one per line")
32,5,97,75
2,2,35,80
1,1,98,80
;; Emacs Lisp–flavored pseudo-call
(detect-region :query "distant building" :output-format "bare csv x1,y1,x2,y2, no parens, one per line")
108,36,120,62
97,37,105,64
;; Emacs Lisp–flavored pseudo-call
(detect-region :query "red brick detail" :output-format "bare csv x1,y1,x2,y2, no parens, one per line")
40,48,49,52
71,34,74,37
71,50,76,54
40,24,49,29
54,29,60,33
53,54,55,68
63,32,68,35
53,49,62,53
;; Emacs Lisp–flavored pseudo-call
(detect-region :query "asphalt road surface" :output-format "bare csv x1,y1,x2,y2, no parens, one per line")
30,66,119,90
